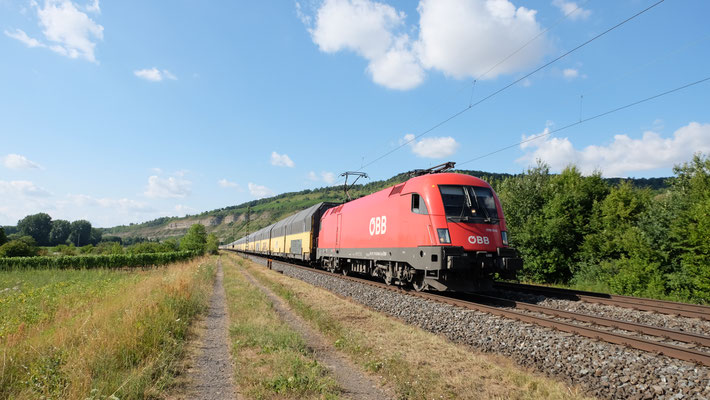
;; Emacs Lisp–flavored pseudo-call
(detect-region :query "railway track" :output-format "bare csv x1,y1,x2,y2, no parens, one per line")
494,281,710,320
236,252,710,367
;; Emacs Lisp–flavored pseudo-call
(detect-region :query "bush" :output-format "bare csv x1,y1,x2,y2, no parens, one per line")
0,240,38,257
0,251,199,270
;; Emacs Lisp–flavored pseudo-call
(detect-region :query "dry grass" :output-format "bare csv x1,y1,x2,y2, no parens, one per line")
233,254,594,400
0,257,216,399
221,255,340,399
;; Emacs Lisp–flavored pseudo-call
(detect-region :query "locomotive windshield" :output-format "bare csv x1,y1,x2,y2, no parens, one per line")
439,185,499,223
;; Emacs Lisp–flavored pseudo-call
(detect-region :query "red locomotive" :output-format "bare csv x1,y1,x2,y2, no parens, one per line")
225,163,522,291
317,164,521,291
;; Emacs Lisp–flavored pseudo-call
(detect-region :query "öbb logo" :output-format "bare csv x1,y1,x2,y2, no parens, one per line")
468,235,490,245
369,216,387,236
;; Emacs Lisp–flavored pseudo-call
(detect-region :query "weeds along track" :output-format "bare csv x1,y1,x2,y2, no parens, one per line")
495,282,710,320
237,252,710,368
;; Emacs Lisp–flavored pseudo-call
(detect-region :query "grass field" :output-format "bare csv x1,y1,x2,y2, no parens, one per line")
222,256,340,399
228,253,592,400
0,257,216,399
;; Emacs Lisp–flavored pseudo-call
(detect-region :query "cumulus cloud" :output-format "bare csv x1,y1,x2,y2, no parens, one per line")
270,151,295,167
551,0,591,21
308,171,337,184
85,0,100,13
248,182,275,199
302,0,549,89
144,174,191,198
3,154,42,169
402,133,459,159
518,121,710,177
308,0,424,90
218,178,240,188
0,180,51,197
134,67,178,82
5,0,105,62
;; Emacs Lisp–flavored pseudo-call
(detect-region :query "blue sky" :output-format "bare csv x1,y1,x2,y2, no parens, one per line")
1,0,709,227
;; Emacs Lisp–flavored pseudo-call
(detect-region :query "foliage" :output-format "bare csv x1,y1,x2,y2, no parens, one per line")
49,219,71,246
0,251,198,270
17,213,53,246
206,234,219,255
180,224,207,254
0,239,39,258
0,227,6,246
69,220,92,247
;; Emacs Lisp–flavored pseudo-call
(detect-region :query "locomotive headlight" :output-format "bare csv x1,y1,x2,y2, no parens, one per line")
437,228,451,244
501,231,509,246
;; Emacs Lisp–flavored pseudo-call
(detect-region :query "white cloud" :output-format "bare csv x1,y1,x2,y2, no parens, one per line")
66,194,153,212
218,178,239,188
518,121,710,177
321,171,336,184
144,175,191,198
309,171,337,184
0,180,51,197
270,151,295,167
308,0,424,90
30,0,104,63
402,133,459,159
248,182,275,199
416,0,547,80
562,68,578,79
3,154,42,169
4,28,44,48
134,67,178,82
551,0,591,21
85,0,100,13
303,0,549,89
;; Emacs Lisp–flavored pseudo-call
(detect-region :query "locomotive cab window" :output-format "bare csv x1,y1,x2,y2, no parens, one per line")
411,193,428,214
439,185,499,223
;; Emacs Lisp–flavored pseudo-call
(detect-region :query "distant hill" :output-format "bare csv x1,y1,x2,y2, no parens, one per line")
102,169,670,244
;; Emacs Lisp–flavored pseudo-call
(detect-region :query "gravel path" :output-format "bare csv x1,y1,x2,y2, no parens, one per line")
257,258,710,400
241,268,391,400
183,260,239,400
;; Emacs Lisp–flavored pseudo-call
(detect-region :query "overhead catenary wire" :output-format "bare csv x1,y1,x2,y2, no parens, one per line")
456,75,710,167
347,0,666,177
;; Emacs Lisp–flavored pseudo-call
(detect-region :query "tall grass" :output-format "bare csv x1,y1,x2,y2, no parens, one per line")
222,256,339,399
0,257,215,399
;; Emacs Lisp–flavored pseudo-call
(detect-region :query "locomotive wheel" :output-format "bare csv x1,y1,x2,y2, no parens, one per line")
412,277,426,292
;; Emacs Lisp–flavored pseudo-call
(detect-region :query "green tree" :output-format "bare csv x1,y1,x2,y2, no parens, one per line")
69,220,92,246
89,228,103,245
180,224,207,254
0,227,6,246
665,153,710,302
49,219,71,245
206,233,219,255
17,213,53,246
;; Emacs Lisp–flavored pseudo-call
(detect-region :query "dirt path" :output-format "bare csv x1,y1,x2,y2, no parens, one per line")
182,259,239,399
240,268,391,400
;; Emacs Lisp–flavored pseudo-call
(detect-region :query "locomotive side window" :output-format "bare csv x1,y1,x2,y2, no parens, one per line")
411,193,428,214
439,185,499,223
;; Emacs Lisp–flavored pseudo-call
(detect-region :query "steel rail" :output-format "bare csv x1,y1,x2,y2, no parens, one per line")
233,252,710,367
461,292,710,348
494,282,710,320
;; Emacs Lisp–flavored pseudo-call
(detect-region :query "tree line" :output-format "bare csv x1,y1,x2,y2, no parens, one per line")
0,213,219,259
494,153,710,304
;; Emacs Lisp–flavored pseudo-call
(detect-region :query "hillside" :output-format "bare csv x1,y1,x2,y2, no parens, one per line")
102,169,669,244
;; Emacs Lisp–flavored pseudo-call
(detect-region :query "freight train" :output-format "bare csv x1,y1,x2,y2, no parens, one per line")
222,165,522,291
